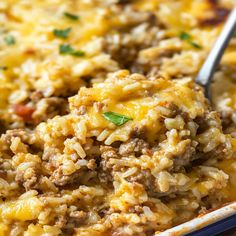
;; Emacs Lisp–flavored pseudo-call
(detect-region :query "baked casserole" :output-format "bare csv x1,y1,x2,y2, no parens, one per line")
0,0,236,235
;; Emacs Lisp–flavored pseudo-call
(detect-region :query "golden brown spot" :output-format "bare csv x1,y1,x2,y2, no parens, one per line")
207,0,218,5
24,48,36,55
199,0,230,26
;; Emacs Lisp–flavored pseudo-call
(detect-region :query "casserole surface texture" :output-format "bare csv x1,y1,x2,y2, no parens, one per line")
0,0,236,235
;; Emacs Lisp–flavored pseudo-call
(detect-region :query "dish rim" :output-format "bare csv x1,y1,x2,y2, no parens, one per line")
157,202,236,236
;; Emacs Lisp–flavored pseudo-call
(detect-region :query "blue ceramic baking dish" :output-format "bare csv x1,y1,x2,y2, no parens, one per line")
157,202,236,236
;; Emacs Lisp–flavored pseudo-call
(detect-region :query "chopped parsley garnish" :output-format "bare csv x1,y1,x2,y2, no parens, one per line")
103,112,132,126
59,44,85,57
180,32,191,40
53,28,71,39
64,12,79,21
60,44,73,54
179,32,202,49
189,41,202,49
71,50,85,57
4,35,15,45
0,66,7,70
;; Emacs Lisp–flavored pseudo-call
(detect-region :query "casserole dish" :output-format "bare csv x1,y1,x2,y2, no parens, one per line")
159,202,236,235
0,0,235,235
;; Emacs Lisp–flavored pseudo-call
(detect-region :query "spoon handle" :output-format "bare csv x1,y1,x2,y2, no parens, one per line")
195,7,236,96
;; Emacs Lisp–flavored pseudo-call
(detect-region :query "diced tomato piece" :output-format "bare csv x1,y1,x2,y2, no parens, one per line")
12,104,35,121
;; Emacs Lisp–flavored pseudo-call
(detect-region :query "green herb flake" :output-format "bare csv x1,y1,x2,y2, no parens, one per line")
233,31,236,37
179,32,191,40
53,28,71,39
59,44,85,57
190,41,202,49
59,44,74,54
179,32,202,49
103,112,132,126
4,35,15,45
71,50,85,57
64,12,79,21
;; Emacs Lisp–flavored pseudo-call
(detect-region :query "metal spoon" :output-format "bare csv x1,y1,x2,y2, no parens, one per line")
195,6,236,99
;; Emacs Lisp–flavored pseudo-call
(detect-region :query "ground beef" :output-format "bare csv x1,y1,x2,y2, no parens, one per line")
50,167,80,187
119,138,151,156
33,97,69,124
15,166,39,191
1,129,32,146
